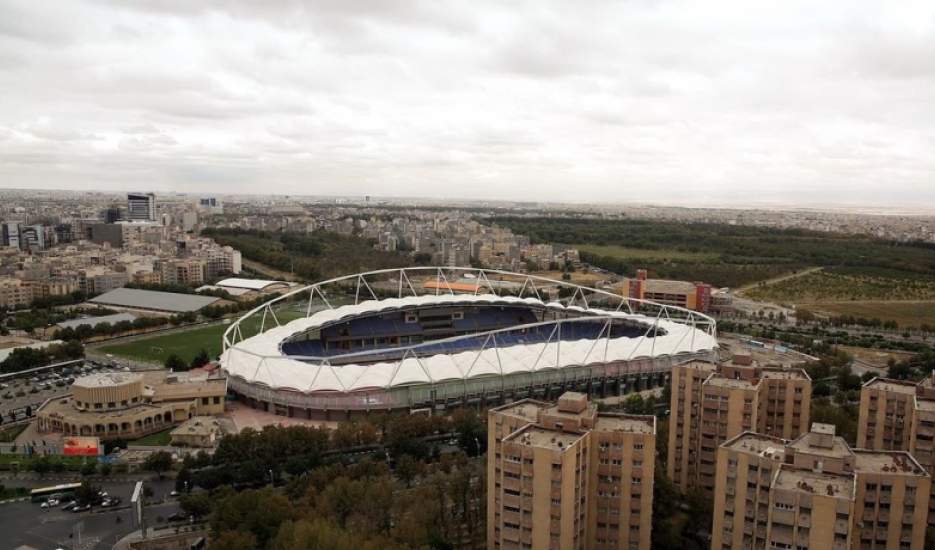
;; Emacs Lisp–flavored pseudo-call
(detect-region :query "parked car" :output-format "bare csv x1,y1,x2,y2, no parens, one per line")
71,504,91,513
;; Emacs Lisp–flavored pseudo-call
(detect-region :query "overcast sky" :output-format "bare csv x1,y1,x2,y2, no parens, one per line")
1,0,934,208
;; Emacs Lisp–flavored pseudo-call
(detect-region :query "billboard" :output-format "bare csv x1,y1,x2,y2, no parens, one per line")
62,436,101,457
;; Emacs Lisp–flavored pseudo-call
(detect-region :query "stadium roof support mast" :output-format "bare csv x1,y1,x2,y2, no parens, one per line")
221,266,718,364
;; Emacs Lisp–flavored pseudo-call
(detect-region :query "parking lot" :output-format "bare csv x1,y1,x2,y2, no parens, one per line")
1,477,183,550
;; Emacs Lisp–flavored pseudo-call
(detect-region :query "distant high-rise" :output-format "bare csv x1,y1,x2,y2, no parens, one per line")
102,205,123,224
127,193,156,221
1,222,20,249
20,224,46,251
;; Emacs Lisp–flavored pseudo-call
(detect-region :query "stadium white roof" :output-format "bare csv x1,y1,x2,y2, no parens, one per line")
216,278,288,291
221,294,718,393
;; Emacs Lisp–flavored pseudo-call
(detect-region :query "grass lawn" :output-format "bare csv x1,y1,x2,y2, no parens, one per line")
131,428,174,446
575,244,718,263
800,301,935,329
0,454,88,468
98,307,306,365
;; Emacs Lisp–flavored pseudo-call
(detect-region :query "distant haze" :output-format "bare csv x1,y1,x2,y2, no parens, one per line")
1,1,934,208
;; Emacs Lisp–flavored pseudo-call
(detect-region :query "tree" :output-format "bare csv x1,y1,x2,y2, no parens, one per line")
164,354,187,371
190,349,211,369
451,408,485,457
211,488,294,548
180,492,212,519
210,530,257,550
394,455,422,487
143,451,173,478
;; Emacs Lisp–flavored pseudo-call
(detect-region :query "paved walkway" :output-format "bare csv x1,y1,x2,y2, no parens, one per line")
14,418,63,448
226,401,337,432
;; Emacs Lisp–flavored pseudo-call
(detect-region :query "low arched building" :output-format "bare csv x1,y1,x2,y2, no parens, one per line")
38,371,226,441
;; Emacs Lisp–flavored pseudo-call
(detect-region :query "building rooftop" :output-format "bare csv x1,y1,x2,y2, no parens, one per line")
89,287,221,313
787,430,854,460
680,360,718,373
704,375,757,390
40,395,167,420
773,465,855,499
542,402,598,421
506,425,584,451
215,278,288,291
863,377,917,395
491,399,547,423
760,368,809,381
854,450,928,476
73,372,142,388
143,371,227,399
643,278,696,294
722,432,787,461
57,312,137,330
594,413,655,435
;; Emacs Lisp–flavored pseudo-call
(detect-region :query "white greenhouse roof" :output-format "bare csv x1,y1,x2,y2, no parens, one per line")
216,278,288,291
221,293,717,394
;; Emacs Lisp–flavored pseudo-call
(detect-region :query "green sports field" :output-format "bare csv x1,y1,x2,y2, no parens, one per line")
97,307,306,365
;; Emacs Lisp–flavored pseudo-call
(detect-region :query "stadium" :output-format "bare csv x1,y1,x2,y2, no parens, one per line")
220,268,718,419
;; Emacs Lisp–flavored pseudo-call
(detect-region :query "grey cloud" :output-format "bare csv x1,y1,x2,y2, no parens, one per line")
0,0,933,207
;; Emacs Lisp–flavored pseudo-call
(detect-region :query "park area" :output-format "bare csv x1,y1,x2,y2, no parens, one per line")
800,301,935,330
96,307,307,365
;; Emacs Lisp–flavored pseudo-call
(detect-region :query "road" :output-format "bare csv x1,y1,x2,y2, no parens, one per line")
1,477,182,550
735,266,824,295
241,258,303,282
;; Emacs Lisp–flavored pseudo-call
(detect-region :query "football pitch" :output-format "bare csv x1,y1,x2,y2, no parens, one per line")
97,307,306,365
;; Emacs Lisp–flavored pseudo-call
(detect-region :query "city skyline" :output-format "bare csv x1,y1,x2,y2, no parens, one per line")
2,1,935,207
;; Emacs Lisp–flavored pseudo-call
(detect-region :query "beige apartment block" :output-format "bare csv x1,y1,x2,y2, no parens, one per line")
668,360,717,490
668,361,811,494
488,392,655,550
858,378,917,451
711,423,931,550
858,374,935,526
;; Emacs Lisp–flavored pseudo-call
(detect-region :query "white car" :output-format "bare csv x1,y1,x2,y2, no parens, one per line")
39,502,49,509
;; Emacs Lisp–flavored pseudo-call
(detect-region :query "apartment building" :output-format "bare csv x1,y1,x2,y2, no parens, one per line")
488,392,655,550
158,258,206,286
0,277,33,308
858,378,917,451
78,267,129,295
712,424,931,550
858,375,935,525
668,361,811,494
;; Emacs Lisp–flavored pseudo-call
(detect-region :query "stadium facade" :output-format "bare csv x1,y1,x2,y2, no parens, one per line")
220,268,718,419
